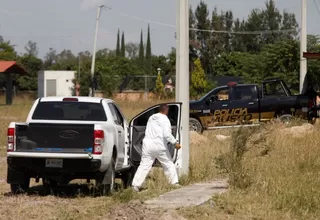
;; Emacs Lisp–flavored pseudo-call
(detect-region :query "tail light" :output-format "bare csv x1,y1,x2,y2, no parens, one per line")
7,128,15,152
93,130,104,154
63,98,78,102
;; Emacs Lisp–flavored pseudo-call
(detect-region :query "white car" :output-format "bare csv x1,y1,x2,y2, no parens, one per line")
6,96,182,195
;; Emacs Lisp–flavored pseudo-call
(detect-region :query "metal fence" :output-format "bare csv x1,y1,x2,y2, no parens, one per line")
98,75,177,92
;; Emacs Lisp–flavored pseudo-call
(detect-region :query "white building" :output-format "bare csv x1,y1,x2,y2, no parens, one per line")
38,71,75,98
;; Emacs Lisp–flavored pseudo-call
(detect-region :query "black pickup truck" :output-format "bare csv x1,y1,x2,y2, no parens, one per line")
189,79,311,133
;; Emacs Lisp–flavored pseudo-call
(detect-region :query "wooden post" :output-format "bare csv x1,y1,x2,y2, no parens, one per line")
5,73,13,105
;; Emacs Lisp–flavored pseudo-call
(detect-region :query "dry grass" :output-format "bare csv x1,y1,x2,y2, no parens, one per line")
181,123,320,220
2,95,320,219
0,96,227,220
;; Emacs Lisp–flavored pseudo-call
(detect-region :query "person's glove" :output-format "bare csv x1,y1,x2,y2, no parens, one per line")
175,142,181,150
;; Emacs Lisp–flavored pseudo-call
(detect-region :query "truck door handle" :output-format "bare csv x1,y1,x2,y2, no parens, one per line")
222,104,228,107
118,131,122,134
248,102,255,105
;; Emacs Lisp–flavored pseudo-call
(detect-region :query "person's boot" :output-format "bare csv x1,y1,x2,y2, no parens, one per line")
132,186,140,192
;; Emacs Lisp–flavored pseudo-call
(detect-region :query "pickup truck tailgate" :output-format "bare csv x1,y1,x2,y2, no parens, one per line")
16,123,94,153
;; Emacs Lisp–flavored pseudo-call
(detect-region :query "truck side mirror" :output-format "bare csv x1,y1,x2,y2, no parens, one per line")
205,95,217,105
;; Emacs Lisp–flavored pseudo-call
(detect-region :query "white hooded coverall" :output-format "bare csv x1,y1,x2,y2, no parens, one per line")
132,112,178,188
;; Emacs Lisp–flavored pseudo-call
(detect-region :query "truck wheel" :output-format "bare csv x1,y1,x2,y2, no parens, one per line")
122,166,137,189
189,118,203,133
96,159,115,196
42,178,58,195
278,114,293,125
10,178,30,194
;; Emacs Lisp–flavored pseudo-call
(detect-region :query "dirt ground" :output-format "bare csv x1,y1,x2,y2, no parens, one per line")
103,201,187,220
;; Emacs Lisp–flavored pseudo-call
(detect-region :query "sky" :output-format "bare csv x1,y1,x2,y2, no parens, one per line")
0,0,320,59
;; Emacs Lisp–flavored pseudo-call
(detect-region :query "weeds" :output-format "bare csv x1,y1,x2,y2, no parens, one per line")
215,127,257,189
206,123,320,220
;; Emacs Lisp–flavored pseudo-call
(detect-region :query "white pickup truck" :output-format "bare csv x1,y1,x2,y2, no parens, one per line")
6,97,182,195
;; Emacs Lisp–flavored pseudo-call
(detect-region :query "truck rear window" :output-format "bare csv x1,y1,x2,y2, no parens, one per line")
32,102,107,121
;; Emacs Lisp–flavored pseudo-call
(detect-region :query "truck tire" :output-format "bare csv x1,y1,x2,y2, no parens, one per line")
121,166,137,189
278,114,293,125
10,178,30,194
189,118,203,133
42,178,58,195
96,159,115,196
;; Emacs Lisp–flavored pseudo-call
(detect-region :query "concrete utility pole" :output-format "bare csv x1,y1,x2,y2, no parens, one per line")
90,5,106,97
177,0,190,176
300,0,307,94
175,0,180,101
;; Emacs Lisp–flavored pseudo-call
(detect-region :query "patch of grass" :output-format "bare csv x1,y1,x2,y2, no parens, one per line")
214,127,257,189
182,123,320,220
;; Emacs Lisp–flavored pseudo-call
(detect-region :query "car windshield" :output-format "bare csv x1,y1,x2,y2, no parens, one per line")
32,101,107,121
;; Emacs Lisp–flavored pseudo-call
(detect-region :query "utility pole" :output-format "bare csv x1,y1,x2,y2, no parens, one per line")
300,0,307,94
175,0,180,101
90,5,109,97
177,0,190,176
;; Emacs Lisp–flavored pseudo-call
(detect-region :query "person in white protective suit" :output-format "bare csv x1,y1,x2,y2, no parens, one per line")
132,104,181,192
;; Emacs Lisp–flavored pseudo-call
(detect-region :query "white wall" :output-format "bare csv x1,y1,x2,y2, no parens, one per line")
38,71,75,98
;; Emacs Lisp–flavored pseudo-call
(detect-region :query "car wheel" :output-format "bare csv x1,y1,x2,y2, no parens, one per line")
189,118,203,133
10,178,30,194
96,159,115,196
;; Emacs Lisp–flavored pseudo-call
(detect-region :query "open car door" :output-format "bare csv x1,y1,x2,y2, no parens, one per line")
129,103,182,167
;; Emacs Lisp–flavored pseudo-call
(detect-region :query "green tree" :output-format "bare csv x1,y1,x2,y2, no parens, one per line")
155,73,164,98
145,24,152,74
139,29,144,67
231,18,246,51
0,39,17,88
43,48,58,69
24,40,38,57
17,55,43,90
121,31,125,57
194,1,211,74
0,39,17,60
305,35,320,90
189,5,198,68
125,42,139,59
191,58,207,97
116,29,120,57
50,49,77,70
260,39,300,91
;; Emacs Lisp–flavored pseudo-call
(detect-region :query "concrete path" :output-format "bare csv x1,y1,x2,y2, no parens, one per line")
144,179,228,209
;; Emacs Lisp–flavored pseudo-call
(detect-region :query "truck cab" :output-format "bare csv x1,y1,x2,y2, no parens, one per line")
189,79,310,132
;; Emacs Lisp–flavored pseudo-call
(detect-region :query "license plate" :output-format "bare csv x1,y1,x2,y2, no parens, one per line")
302,107,308,113
45,159,63,168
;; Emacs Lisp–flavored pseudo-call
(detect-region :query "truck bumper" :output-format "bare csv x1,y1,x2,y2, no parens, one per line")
7,157,102,184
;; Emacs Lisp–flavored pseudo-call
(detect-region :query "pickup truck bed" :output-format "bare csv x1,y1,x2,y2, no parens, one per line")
15,123,94,153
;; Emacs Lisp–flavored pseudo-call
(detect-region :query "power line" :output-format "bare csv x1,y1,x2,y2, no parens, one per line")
113,11,299,35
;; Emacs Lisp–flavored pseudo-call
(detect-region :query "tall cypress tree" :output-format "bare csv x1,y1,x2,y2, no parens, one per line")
139,29,144,67
145,24,152,74
121,31,125,57
116,29,120,57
